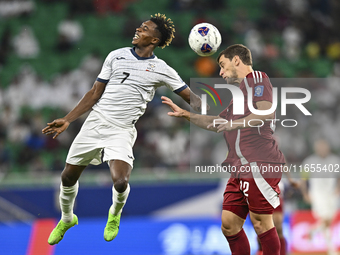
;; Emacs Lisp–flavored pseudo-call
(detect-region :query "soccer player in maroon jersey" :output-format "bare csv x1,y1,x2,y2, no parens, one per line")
162,44,285,255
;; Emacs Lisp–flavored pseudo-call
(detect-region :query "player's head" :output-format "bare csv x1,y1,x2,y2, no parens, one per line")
150,13,175,49
314,139,330,158
217,44,253,84
132,13,175,49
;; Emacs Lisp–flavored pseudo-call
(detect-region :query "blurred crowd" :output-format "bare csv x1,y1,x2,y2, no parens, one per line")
0,0,339,182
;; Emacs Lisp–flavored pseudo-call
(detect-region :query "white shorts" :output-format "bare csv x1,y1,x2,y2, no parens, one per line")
66,111,137,168
310,192,338,220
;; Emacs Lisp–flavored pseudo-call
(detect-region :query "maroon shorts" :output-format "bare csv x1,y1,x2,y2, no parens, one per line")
222,162,282,219
273,195,284,213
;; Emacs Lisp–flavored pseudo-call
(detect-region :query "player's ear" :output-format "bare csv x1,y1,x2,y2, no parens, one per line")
152,37,160,45
233,56,240,66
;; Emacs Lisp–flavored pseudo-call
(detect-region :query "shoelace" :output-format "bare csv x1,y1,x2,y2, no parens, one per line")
57,221,72,232
107,218,119,230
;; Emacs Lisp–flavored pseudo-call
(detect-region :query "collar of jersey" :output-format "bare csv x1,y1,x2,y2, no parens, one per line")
130,47,156,60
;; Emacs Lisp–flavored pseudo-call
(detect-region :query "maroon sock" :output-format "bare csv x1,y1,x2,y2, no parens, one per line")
258,227,280,255
279,237,286,255
225,228,250,255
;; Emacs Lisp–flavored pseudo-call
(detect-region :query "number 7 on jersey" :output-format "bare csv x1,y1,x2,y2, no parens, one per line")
121,72,130,83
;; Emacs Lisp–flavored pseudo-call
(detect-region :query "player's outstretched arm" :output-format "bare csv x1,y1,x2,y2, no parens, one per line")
42,81,106,139
161,96,219,132
177,87,209,112
209,100,275,133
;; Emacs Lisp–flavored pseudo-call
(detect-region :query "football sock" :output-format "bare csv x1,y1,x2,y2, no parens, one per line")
225,228,250,255
324,227,336,254
279,237,286,255
258,227,280,255
59,181,79,223
110,184,130,216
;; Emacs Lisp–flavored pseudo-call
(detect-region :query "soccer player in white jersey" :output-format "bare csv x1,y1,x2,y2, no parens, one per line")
301,139,340,255
42,13,202,245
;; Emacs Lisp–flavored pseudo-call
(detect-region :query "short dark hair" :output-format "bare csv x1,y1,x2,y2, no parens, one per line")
217,44,252,66
150,13,175,49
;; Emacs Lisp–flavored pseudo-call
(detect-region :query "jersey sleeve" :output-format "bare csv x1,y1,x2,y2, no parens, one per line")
250,72,273,103
96,52,114,83
219,106,229,119
162,65,188,93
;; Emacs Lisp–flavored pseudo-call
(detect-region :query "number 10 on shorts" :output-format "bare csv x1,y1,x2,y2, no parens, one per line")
240,181,249,197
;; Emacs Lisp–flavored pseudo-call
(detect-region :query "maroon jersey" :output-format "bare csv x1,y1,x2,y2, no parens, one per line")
219,71,285,167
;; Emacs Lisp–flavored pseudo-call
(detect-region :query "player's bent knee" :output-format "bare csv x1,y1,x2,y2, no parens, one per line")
221,224,231,237
113,179,129,193
221,210,245,236
252,221,263,234
221,222,242,237
60,164,85,186
251,219,274,235
61,171,78,187
250,212,275,235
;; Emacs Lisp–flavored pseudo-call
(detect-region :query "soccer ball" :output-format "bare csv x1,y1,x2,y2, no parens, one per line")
188,23,222,57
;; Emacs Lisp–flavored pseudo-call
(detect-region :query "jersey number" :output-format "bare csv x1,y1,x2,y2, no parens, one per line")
240,181,249,197
121,72,130,83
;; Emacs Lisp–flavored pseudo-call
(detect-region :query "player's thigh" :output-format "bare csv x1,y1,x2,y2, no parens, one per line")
221,210,246,236
272,196,283,226
272,211,283,236
249,211,275,235
108,160,132,192
273,211,283,227
109,159,132,182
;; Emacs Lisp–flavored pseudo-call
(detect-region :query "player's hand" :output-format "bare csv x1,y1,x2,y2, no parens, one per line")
42,118,70,139
207,119,233,132
161,96,188,118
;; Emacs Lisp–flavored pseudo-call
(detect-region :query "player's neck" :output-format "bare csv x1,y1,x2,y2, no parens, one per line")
239,66,254,79
134,46,154,58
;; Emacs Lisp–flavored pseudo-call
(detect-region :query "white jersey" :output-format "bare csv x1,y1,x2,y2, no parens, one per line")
302,154,339,200
93,47,187,128
302,154,340,219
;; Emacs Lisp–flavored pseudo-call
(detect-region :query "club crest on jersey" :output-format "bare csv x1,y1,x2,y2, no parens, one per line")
254,85,264,97
146,63,155,72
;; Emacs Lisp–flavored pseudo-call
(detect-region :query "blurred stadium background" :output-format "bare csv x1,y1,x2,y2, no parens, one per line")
0,0,339,254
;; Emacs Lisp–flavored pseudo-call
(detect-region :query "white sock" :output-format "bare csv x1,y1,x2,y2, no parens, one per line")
110,184,130,216
324,227,337,255
59,181,79,223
